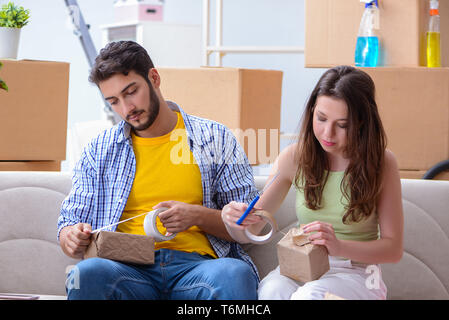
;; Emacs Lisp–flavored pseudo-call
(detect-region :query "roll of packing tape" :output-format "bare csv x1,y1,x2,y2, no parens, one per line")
244,210,278,244
143,207,176,242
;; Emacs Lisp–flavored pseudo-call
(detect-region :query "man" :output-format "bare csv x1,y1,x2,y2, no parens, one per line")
58,41,259,300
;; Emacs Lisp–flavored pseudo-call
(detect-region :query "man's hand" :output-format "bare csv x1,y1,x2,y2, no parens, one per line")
60,223,92,259
154,201,199,234
153,201,235,241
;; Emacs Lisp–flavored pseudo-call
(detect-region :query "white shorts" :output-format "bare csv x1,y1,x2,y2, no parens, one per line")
258,256,387,300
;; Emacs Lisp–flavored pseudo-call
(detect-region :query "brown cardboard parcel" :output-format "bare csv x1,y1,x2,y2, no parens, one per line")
277,227,329,283
0,161,60,171
305,0,449,67
0,60,69,160
84,231,155,265
362,67,449,171
158,67,283,165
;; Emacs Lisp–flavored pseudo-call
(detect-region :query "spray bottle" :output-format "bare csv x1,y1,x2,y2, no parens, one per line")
427,0,441,67
354,0,380,67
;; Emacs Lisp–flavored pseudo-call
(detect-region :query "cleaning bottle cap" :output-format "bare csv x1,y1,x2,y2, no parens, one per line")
365,0,378,8
430,8,439,15
430,0,439,15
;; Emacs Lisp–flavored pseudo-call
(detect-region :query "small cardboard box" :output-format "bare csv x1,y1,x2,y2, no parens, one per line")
158,67,283,165
362,67,449,171
0,60,69,161
277,227,330,283
114,2,164,23
84,231,155,265
0,161,60,171
305,0,449,67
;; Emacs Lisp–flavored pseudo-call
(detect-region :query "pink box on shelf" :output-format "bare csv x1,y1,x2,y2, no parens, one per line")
114,4,164,23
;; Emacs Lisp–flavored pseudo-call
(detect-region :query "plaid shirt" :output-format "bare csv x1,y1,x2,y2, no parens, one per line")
58,102,260,279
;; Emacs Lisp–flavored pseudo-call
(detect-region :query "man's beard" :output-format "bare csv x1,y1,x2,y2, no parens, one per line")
127,82,160,132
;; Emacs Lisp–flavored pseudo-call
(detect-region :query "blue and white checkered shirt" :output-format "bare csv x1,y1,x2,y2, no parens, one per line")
58,101,260,279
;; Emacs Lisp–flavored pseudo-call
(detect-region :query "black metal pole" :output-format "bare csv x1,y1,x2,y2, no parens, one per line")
423,159,449,179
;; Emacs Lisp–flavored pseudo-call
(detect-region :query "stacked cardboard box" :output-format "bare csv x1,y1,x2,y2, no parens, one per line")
305,0,449,67
0,60,69,171
363,67,449,180
158,67,283,165
305,0,449,180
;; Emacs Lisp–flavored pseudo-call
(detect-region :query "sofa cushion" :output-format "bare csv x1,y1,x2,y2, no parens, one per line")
0,172,80,295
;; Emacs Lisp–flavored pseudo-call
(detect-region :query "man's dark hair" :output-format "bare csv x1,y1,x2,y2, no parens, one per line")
89,41,154,85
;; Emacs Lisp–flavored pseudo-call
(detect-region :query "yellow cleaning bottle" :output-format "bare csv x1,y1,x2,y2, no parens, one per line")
427,0,441,67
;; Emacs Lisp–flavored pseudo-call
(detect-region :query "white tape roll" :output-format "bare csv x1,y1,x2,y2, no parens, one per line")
243,210,278,244
143,207,176,242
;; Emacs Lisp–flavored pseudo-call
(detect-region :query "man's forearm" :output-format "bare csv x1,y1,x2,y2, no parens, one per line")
194,205,234,242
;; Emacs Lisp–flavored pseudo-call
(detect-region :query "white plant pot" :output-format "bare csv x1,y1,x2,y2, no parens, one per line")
0,27,21,59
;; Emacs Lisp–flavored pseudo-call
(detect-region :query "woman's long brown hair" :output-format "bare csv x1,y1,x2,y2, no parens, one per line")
295,66,387,224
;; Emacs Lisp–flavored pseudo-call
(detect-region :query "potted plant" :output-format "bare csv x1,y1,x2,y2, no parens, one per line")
0,61,7,91
0,1,30,59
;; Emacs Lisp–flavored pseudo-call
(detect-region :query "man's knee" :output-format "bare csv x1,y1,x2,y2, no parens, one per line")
212,258,255,282
66,258,117,299
210,259,258,299
73,257,114,281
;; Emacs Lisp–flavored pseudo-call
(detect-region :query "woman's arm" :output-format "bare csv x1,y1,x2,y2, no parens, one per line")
221,143,298,241
305,150,404,264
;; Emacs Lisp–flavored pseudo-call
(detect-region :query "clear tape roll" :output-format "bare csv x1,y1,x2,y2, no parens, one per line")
244,210,278,244
143,207,176,242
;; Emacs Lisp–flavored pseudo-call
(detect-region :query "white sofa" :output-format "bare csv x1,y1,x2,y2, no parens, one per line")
0,171,448,299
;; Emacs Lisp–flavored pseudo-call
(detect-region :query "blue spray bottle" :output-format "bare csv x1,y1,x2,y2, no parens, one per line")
354,0,380,67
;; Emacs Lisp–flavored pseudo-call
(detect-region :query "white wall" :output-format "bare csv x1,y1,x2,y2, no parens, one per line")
1,0,327,172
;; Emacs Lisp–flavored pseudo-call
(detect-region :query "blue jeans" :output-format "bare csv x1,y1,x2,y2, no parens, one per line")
66,249,258,300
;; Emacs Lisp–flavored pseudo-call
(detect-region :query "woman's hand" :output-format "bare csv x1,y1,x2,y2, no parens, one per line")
221,201,263,230
221,201,263,243
303,221,342,256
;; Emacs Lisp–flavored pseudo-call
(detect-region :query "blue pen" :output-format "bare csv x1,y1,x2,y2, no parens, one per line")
236,172,280,225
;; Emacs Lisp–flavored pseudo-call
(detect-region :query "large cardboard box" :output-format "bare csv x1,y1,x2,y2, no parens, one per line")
362,67,449,171
0,161,60,171
400,170,449,180
305,0,449,67
158,67,283,165
0,60,69,160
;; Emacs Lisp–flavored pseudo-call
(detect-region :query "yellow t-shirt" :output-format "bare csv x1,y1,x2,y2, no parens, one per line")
116,112,217,258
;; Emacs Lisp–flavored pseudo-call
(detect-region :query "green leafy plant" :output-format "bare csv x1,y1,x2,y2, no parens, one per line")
0,61,7,91
0,2,30,28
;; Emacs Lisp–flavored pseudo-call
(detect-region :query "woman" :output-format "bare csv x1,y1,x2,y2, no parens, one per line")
222,65,403,300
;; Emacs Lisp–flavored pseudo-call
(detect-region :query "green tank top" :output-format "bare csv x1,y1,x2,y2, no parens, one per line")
295,171,379,241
